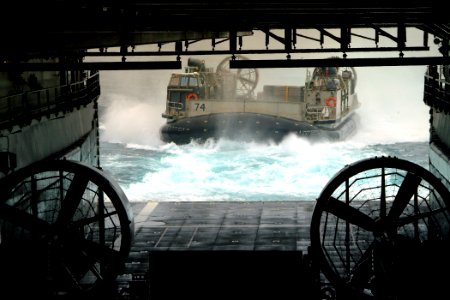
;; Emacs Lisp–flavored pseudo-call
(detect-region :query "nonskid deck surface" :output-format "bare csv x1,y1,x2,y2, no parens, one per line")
117,200,320,299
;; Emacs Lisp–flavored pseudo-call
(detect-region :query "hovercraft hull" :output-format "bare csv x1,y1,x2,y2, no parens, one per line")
160,112,358,144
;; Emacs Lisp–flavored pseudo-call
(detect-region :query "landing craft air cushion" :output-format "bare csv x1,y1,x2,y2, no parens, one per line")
160,56,360,144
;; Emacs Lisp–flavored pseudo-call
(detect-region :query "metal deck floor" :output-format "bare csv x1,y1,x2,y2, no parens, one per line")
116,200,320,299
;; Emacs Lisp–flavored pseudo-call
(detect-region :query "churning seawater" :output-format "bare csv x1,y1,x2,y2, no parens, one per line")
99,138,429,202
97,62,432,202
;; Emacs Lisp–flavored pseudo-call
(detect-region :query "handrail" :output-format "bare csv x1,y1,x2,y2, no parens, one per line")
0,72,100,130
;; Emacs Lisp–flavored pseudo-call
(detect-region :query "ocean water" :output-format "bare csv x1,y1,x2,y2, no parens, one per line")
97,59,433,203
99,138,429,202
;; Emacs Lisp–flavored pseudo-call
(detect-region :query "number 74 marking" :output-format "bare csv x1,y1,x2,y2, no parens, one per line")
194,103,206,111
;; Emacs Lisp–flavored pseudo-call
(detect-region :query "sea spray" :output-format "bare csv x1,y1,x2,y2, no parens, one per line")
100,137,428,202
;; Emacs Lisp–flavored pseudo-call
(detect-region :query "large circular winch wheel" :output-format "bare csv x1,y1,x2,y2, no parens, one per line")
310,156,450,299
0,159,134,297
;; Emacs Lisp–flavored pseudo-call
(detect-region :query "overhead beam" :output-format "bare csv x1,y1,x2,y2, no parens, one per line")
4,56,447,71
229,56,450,68
83,46,430,57
0,61,182,71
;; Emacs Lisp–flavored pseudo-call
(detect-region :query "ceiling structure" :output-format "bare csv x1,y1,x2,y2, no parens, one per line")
1,1,449,70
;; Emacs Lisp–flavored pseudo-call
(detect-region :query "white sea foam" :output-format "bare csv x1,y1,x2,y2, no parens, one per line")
99,136,427,202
